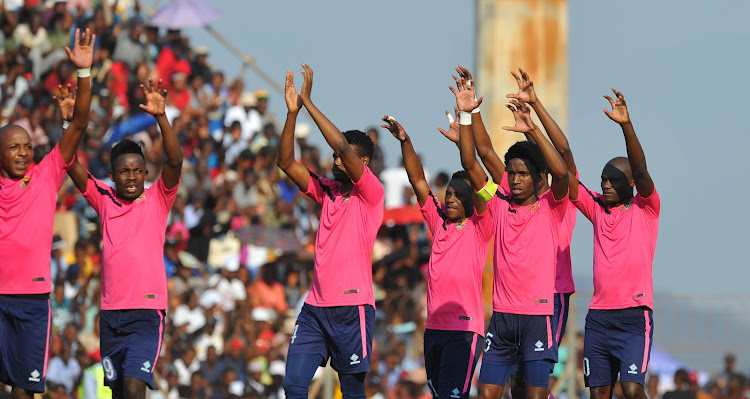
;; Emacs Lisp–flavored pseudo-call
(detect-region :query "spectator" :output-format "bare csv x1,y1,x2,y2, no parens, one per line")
46,343,81,395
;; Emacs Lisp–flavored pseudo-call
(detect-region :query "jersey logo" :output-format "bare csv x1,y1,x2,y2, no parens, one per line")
455,219,467,230
144,294,157,299
28,369,40,382
628,364,638,374
32,277,46,282
141,361,152,373
344,289,359,294
484,332,493,352
349,354,360,365
135,194,147,202
20,176,30,188
530,204,540,213
291,325,299,344
632,293,645,299
458,316,472,320
451,388,461,398
534,340,544,352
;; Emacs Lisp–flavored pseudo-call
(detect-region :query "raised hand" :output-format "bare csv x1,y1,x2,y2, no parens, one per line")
456,65,476,90
53,84,76,121
437,107,460,143
64,28,96,70
380,115,407,142
139,78,167,116
506,68,538,104
285,70,303,113
300,63,313,102
603,88,630,124
449,73,483,113
502,99,536,133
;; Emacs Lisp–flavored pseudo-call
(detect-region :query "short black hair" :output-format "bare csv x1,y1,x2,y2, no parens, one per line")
449,170,475,218
451,170,470,181
343,130,374,159
110,139,145,172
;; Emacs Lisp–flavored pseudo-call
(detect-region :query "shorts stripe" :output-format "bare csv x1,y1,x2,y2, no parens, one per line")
546,315,553,348
463,333,478,393
359,305,367,359
153,310,165,371
43,299,51,377
641,310,651,372
555,293,565,344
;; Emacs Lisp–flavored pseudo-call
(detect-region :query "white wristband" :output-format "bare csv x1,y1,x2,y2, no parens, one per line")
459,111,472,126
77,67,91,78
62,120,70,129
472,106,480,114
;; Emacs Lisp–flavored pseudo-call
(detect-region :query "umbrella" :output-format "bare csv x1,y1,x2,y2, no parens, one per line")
149,0,220,29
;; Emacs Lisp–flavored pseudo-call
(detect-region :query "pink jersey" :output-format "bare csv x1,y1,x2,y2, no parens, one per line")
572,185,660,310
81,176,178,310
0,145,71,294
303,167,384,307
489,175,568,315
498,173,577,294
420,192,493,336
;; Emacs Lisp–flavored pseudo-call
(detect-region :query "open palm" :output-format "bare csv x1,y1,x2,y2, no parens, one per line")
603,88,630,124
507,68,537,104
502,100,535,133
437,107,460,143
381,116,407,142
65,28,96,69
139,79,167,116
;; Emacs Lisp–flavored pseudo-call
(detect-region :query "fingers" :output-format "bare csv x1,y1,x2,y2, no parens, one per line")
74,28,80,47
454,106,459,121
510,70,521,85
603,108,613,118
437,128,449,137
57,85,64,97
506,104,516,112
603,95,615,108
448,85,458,96
476,96,484,106
612,88,626,104
285,70,293,86
519,68,529,81
88,30,96,47
445,110,454,125
162,88,168,98
506,93,519,99
452,75,463,91
459,65,472,80
68,84,75,98
64,46,72,59
140,83,148,96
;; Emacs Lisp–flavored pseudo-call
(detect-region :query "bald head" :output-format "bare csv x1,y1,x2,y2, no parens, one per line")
605,157,632,180
0,124,32,179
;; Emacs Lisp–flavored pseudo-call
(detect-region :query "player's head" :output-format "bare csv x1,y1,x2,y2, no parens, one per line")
504,141,546,204
331,130,374,182
109,139,148,200
601,157,634,206
445,170,474,222
0,124,32,180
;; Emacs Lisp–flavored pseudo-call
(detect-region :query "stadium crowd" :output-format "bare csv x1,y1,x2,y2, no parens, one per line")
0,1,747,399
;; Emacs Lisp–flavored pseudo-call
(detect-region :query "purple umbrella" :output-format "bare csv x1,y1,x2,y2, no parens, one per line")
149,0,220,29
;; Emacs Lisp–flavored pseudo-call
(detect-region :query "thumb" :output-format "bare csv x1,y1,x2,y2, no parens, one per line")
476,96,484,106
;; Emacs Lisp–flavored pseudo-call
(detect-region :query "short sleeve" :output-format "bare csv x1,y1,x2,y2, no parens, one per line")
352,166,384,206
635,187,660,218
471,207,493,242
151,176,180,211
34,144,73,187
418,191,444,234
304,170,338,206
80,174,110,215
571,182,600,222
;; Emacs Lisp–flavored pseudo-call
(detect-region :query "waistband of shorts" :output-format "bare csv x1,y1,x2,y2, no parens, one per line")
0,293,50,301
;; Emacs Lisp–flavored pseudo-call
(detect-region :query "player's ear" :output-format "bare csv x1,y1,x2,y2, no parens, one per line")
361,156,370,167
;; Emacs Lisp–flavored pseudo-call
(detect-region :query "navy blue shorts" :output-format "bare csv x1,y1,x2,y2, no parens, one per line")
478,312,557,388
287,303,374,374
0,295,51,393
583,308,654,387
424,329,482,399
100,309,166,390
553,293,571,346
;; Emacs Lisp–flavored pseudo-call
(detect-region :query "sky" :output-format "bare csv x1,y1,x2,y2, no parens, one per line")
142,1,750,296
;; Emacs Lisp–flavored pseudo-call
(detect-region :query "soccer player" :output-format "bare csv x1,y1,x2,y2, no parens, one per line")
448,74,569,399
277,65,384,399
0,28,94,399
65,79,182,399
570,89,659,399
381,115,491,399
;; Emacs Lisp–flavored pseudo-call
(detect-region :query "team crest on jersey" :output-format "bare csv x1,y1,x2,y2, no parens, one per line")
455,219,467,230
135,194,147,202
530,203,540,213
20,176,31,188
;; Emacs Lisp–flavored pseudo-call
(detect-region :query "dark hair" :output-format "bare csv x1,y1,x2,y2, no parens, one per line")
110,139,145,172
505,141,546,195
343,130,374,159
449,170,475,218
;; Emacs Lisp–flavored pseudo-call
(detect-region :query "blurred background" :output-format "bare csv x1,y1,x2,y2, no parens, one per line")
1,0,748,398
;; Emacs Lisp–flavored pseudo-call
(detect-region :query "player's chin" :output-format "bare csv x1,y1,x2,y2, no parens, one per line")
332,169,348,181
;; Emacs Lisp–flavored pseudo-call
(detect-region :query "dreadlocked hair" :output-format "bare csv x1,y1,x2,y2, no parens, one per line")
505,141,546,197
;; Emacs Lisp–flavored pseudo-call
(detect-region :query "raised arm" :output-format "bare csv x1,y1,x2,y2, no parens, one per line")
507,68,579,198
449,73,487,192
603,88,654,197
139,79,182,190
54,85,88,193
381,116,430,206
276,70,311,191
503,100,568,200
58,28,95,163
299,63,365,182
455,66,505,183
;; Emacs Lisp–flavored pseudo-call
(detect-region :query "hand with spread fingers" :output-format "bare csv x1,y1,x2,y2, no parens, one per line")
139,78,168,116
506,68,538,104
603,88,630,125
449,73,483,113
65,27,96,69
503,99,537,134
53,84,76,122
381,115,408,142
437,107,460,143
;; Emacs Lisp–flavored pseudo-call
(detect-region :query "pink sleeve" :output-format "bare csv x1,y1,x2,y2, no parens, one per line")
635,187,660,218
571,183,600,222
545,190,569,222
152,177,180,211
353,167,384,207
303,171,335,205
81,175,108,215
35,145,73,187
418,191,444,234
472,207,494,242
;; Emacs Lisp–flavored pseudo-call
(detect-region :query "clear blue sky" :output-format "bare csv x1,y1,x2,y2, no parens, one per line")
148,1,750,296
